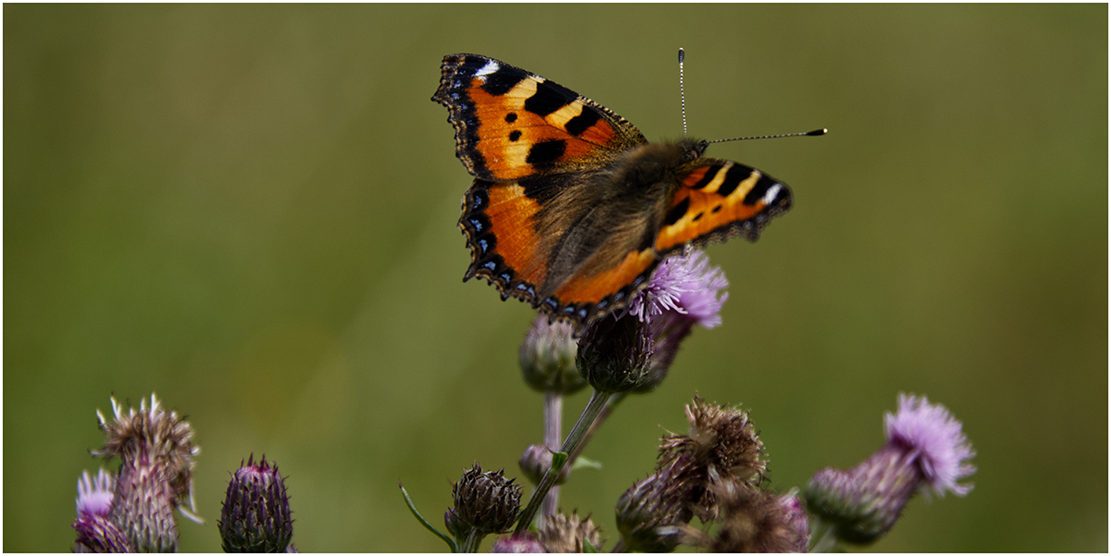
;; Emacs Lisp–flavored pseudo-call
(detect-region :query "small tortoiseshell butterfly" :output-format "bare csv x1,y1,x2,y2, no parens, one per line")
434,53,805,331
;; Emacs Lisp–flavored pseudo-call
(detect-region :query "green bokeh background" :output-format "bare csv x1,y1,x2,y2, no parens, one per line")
5,4,1106,552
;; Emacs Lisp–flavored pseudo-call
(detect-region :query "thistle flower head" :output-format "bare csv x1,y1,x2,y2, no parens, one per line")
73,469,134,552
92,394,199,552
540,510,604,553
658,395,766,521
93,394,198,506
884,393,977,497
76,469,115,519
627,248,728,328
626,248,730,392
805,394,976,545
519,317,586,394
219,455,293,553
448,464,522,535
73,514,136,553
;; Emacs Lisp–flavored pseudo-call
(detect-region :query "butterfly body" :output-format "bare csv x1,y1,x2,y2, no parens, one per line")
434,54,793,330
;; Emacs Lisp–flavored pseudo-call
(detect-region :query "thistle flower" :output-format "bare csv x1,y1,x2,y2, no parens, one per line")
73,469,134,552
658,395,766,522
447,464,523,551
520,317,585,394
709,483,809,553
805,394,976,545
219,455,293,553
539,510,604,553
576,248,728,394
92,394,199,552
73,514,136,553
76,469,115,519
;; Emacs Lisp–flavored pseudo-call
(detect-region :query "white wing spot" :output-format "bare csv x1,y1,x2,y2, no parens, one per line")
475,59,500,79
762,184,782,205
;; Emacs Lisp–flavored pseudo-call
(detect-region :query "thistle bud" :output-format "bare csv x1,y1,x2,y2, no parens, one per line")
519,317,585,394
614,464,693,553
518,444,559,487
449,464,522,535
219,455,293,552
575,313,654,393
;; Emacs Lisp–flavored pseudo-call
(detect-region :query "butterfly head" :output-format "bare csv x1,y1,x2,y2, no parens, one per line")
680,138,711,164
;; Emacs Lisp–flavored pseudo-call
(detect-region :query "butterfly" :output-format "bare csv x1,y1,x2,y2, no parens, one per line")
433,53,797,332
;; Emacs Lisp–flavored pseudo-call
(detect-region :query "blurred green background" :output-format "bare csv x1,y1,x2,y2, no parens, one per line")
5,4,1106,552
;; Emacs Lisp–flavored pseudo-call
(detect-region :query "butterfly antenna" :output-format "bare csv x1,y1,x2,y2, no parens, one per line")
678,48,688,139
708,128,829,144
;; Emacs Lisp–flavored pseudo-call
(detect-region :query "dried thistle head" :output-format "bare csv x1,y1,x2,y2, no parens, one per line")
540,510,604,553
658,395,766,521
93,394,198,505
91,394,200,552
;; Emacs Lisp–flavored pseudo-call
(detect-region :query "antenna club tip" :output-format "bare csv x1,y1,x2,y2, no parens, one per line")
678,48,685,62
806,128,828,136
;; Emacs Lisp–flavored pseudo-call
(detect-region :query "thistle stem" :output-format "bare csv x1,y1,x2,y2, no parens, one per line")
515,388,614,534
456,529,484,553
541,392,563,526
808,516,838,553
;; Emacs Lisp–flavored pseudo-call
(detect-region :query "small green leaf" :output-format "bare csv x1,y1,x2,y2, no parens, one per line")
571,456,603,472
550,450,569,472
583,537,599,553
399,482,456,552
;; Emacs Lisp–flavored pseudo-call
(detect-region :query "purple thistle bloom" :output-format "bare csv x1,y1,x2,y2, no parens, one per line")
627,248,729,328
76,469,115,519
885,393,977,497
805,394,976,545
73,514,136,553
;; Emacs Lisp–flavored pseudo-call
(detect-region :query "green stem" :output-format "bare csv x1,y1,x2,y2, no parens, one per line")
808,516,838,553
456,529,484,553
515,388,614,534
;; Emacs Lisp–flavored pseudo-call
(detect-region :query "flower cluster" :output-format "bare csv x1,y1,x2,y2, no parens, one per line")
615,396,805,552
73,395,296,553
